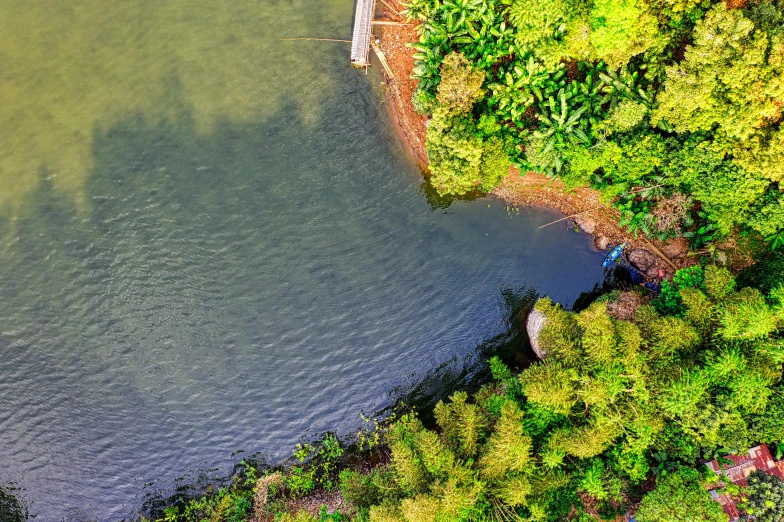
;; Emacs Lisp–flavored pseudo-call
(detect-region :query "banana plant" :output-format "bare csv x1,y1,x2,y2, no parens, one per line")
565,65,608,129
532,89,592,174
599,66,654,110
401,0,441,22
411,44,445,90
598,65,674,132
406,0,509,88
487,57,566,125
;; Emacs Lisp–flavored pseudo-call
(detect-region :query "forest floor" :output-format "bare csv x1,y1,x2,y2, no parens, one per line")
371,2,760,280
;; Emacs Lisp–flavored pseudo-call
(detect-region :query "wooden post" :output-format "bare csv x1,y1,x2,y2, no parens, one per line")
642,238,678,270
370,39,395,79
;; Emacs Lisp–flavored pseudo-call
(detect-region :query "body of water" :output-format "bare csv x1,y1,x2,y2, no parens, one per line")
0,1,607,519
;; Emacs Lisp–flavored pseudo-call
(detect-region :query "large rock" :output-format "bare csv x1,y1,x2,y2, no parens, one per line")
574,215,596,235
595,235,610,250
627,248,657,271
526,309,548,359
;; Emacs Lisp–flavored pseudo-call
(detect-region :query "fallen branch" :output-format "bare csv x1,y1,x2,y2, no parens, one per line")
279,38,351,43
371,20,413,25
642,238,678,270
539,206,603,229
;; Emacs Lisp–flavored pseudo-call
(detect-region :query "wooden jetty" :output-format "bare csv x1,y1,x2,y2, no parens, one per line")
350,0,376,66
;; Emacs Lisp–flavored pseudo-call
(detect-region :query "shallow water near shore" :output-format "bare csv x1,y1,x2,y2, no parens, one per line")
0,1,607,519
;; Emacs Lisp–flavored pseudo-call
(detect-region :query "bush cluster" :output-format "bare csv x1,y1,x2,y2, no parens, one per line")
406,0,784,247
341,266,784,521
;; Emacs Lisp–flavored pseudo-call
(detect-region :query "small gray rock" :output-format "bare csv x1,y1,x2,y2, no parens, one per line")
595,236,610,250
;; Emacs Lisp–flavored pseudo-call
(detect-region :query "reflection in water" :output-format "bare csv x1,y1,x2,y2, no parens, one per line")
0,1,610,519
0,0,349,209
0,486,27,522
395,285,538,422
396,271,621,425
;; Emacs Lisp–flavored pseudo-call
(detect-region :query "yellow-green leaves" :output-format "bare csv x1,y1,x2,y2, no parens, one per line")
433,391,487,458
588,0,663,69
577,302,617,367
653,3,784,142
436,52,486,115
535,297,582,363
718,287,779,341
479,401,532,479
519,361,577,414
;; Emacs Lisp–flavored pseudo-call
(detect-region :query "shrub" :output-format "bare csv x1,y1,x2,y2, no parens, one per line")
740,470,784,522
435,53,485,115
635,467,728,522
339,470,377,509
655,266,705,316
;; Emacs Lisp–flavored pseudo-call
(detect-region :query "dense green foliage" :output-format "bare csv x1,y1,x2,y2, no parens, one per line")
740,469,784,521
405,0,784,248
737,250,784,296
634,467,728,522
341,266,783,520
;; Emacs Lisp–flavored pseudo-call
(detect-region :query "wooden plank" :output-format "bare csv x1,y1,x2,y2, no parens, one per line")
370,39,395,78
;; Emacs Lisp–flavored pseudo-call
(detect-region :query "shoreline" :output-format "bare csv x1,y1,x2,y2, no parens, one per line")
372,4,701,278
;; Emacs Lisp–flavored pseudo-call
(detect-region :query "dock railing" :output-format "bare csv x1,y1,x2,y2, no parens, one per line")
350,0,376,66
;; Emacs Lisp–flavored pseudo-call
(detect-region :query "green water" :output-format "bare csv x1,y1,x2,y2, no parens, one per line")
0,1,608,519
0,0,345,212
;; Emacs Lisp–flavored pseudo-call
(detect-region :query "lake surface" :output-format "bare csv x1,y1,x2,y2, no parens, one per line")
0,1,607,519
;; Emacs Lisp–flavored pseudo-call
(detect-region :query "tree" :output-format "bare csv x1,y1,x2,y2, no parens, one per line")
508,0,584,65
435,52,486,115
588,0,663,68
479,400,532,479
635,467,729,522
433,391,486,458
426,108,510,196
576,301,617,366
741,470,784,522
535,297,582,362
652,4,784,144
519,361,577,414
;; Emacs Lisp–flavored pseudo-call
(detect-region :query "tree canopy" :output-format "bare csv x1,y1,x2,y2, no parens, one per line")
336,266,784,521
406,0,784,249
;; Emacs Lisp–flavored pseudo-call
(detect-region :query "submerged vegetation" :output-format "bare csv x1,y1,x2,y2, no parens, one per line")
146,264,784,521
403,0,784,248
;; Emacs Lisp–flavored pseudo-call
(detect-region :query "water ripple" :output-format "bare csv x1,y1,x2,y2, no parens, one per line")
0,9,608,522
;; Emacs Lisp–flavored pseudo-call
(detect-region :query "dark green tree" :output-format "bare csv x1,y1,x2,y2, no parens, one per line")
741,470,784,522
635,467,729,522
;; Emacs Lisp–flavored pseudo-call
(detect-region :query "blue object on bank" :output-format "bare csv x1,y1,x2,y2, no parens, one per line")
602,242,626,267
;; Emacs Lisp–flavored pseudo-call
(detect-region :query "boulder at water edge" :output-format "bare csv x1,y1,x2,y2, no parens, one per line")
526,309,548,359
